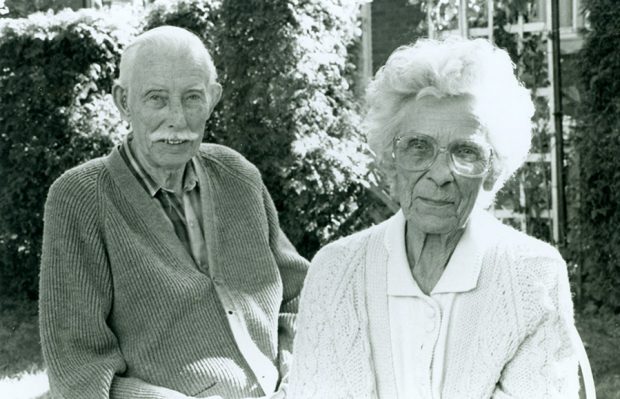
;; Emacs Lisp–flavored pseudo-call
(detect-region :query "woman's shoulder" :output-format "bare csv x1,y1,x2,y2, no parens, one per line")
303,221,388,295
311,220,388,268
483,213,571,327
481,212,564,268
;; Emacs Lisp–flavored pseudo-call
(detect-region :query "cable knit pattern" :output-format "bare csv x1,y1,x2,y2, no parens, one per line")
39,143,309,399
288,211,579,399
288,228,378,399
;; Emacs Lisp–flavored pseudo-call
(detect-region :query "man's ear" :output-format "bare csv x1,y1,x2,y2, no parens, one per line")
112,84,131,122
206,83,222,116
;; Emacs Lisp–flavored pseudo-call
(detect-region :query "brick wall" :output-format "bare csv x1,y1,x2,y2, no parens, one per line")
371,0,425,72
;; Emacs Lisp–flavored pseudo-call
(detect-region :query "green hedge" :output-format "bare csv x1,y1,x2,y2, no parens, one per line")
0,9,136,299
143,0,222,144
146,0,384,258
217,0,377,256
572,0,620,311
0,1,386,299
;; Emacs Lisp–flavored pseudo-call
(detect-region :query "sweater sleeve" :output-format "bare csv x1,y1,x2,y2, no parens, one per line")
261,184,309,387
287,244,348,399
287,236,376,399
39,169,193,399
492,252,579,399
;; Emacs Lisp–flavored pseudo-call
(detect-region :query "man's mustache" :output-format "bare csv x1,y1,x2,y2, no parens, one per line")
150,132,200,142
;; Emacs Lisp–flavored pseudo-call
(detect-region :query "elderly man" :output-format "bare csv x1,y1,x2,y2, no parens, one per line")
39,26,308,399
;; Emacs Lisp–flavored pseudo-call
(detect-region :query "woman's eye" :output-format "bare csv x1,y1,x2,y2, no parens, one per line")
407,139,432,152
455,145,483,160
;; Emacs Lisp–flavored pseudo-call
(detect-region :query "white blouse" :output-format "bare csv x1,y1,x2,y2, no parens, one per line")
386,210,489,399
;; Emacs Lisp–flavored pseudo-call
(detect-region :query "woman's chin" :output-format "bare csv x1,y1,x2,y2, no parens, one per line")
405,213,462,235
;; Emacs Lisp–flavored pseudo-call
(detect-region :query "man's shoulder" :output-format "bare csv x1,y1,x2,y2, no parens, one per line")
197,143,262,187
47,156,107,203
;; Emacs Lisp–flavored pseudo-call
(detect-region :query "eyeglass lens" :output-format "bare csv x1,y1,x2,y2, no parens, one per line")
393,134,491,177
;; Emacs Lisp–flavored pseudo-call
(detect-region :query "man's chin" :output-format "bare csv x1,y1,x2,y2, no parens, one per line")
153,152,195,170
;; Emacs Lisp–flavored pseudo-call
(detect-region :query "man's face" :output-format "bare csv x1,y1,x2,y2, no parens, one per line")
124,45,219,171
393,95,494,234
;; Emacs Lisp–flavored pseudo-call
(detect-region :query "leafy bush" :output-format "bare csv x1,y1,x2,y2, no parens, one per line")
0,9,136,299
143,0,223,143
218,0,376,256
416,0,558,245
0,0,387,300
146,0,384,258
571,0,620,311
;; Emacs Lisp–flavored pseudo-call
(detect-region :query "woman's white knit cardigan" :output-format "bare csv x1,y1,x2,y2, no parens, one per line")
288,211,585,399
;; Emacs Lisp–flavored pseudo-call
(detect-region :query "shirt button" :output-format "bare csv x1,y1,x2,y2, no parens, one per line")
426,307,436,319
425,322,435,333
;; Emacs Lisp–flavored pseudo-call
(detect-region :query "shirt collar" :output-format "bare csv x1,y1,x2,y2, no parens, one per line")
121,133,199,197
385,208,489,296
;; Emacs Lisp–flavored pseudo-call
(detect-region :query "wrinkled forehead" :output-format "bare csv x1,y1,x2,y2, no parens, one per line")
134,40,209,69
127,42,211,89
397,94,485,140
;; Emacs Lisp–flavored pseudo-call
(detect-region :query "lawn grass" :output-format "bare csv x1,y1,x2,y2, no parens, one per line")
0,298,49,398
1,297,618,398
576,311,620,399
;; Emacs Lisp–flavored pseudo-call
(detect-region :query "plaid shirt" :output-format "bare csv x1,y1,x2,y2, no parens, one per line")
119,135,209,271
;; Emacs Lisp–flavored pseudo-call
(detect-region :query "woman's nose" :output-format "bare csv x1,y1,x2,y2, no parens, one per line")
425,150,454,186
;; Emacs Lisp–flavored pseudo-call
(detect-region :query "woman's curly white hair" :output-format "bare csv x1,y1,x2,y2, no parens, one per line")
365,36,535,199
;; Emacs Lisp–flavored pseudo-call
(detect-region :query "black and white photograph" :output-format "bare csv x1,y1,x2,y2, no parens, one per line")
0,0,617,398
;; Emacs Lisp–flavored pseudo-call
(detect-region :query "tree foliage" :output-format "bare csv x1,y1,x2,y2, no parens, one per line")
0,0,385,299
572,0,620,311
146,0,384,258
143,0,223,143
416,0,556,242
0,9,136,299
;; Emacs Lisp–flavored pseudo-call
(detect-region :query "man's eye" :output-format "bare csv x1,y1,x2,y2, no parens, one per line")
185,93,204,103
146,94,166,106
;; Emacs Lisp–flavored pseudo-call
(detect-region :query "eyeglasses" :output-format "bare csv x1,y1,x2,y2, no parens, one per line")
392,133,493,178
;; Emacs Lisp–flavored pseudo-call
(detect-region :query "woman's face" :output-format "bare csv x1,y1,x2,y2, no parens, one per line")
393,95,495,234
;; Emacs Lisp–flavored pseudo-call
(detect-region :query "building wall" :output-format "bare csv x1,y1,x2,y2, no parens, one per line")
370,0,425,72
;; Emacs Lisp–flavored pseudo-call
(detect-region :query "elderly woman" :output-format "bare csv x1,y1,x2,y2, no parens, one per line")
287,37,591,398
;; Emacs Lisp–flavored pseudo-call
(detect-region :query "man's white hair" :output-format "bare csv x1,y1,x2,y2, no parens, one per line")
117,25,217,90
365,36,535,197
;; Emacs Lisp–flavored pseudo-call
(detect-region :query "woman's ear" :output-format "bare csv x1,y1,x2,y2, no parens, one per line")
112,84,131,122
483,163,500,191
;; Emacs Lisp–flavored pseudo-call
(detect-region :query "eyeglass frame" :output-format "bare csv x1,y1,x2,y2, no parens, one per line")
391,132,494,178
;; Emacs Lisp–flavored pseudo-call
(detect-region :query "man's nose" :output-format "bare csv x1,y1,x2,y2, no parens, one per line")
425,150,454,186
167,99,187,129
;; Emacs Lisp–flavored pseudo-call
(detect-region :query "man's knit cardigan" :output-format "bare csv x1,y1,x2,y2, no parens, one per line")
39,144,309,399
288,210,579,399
